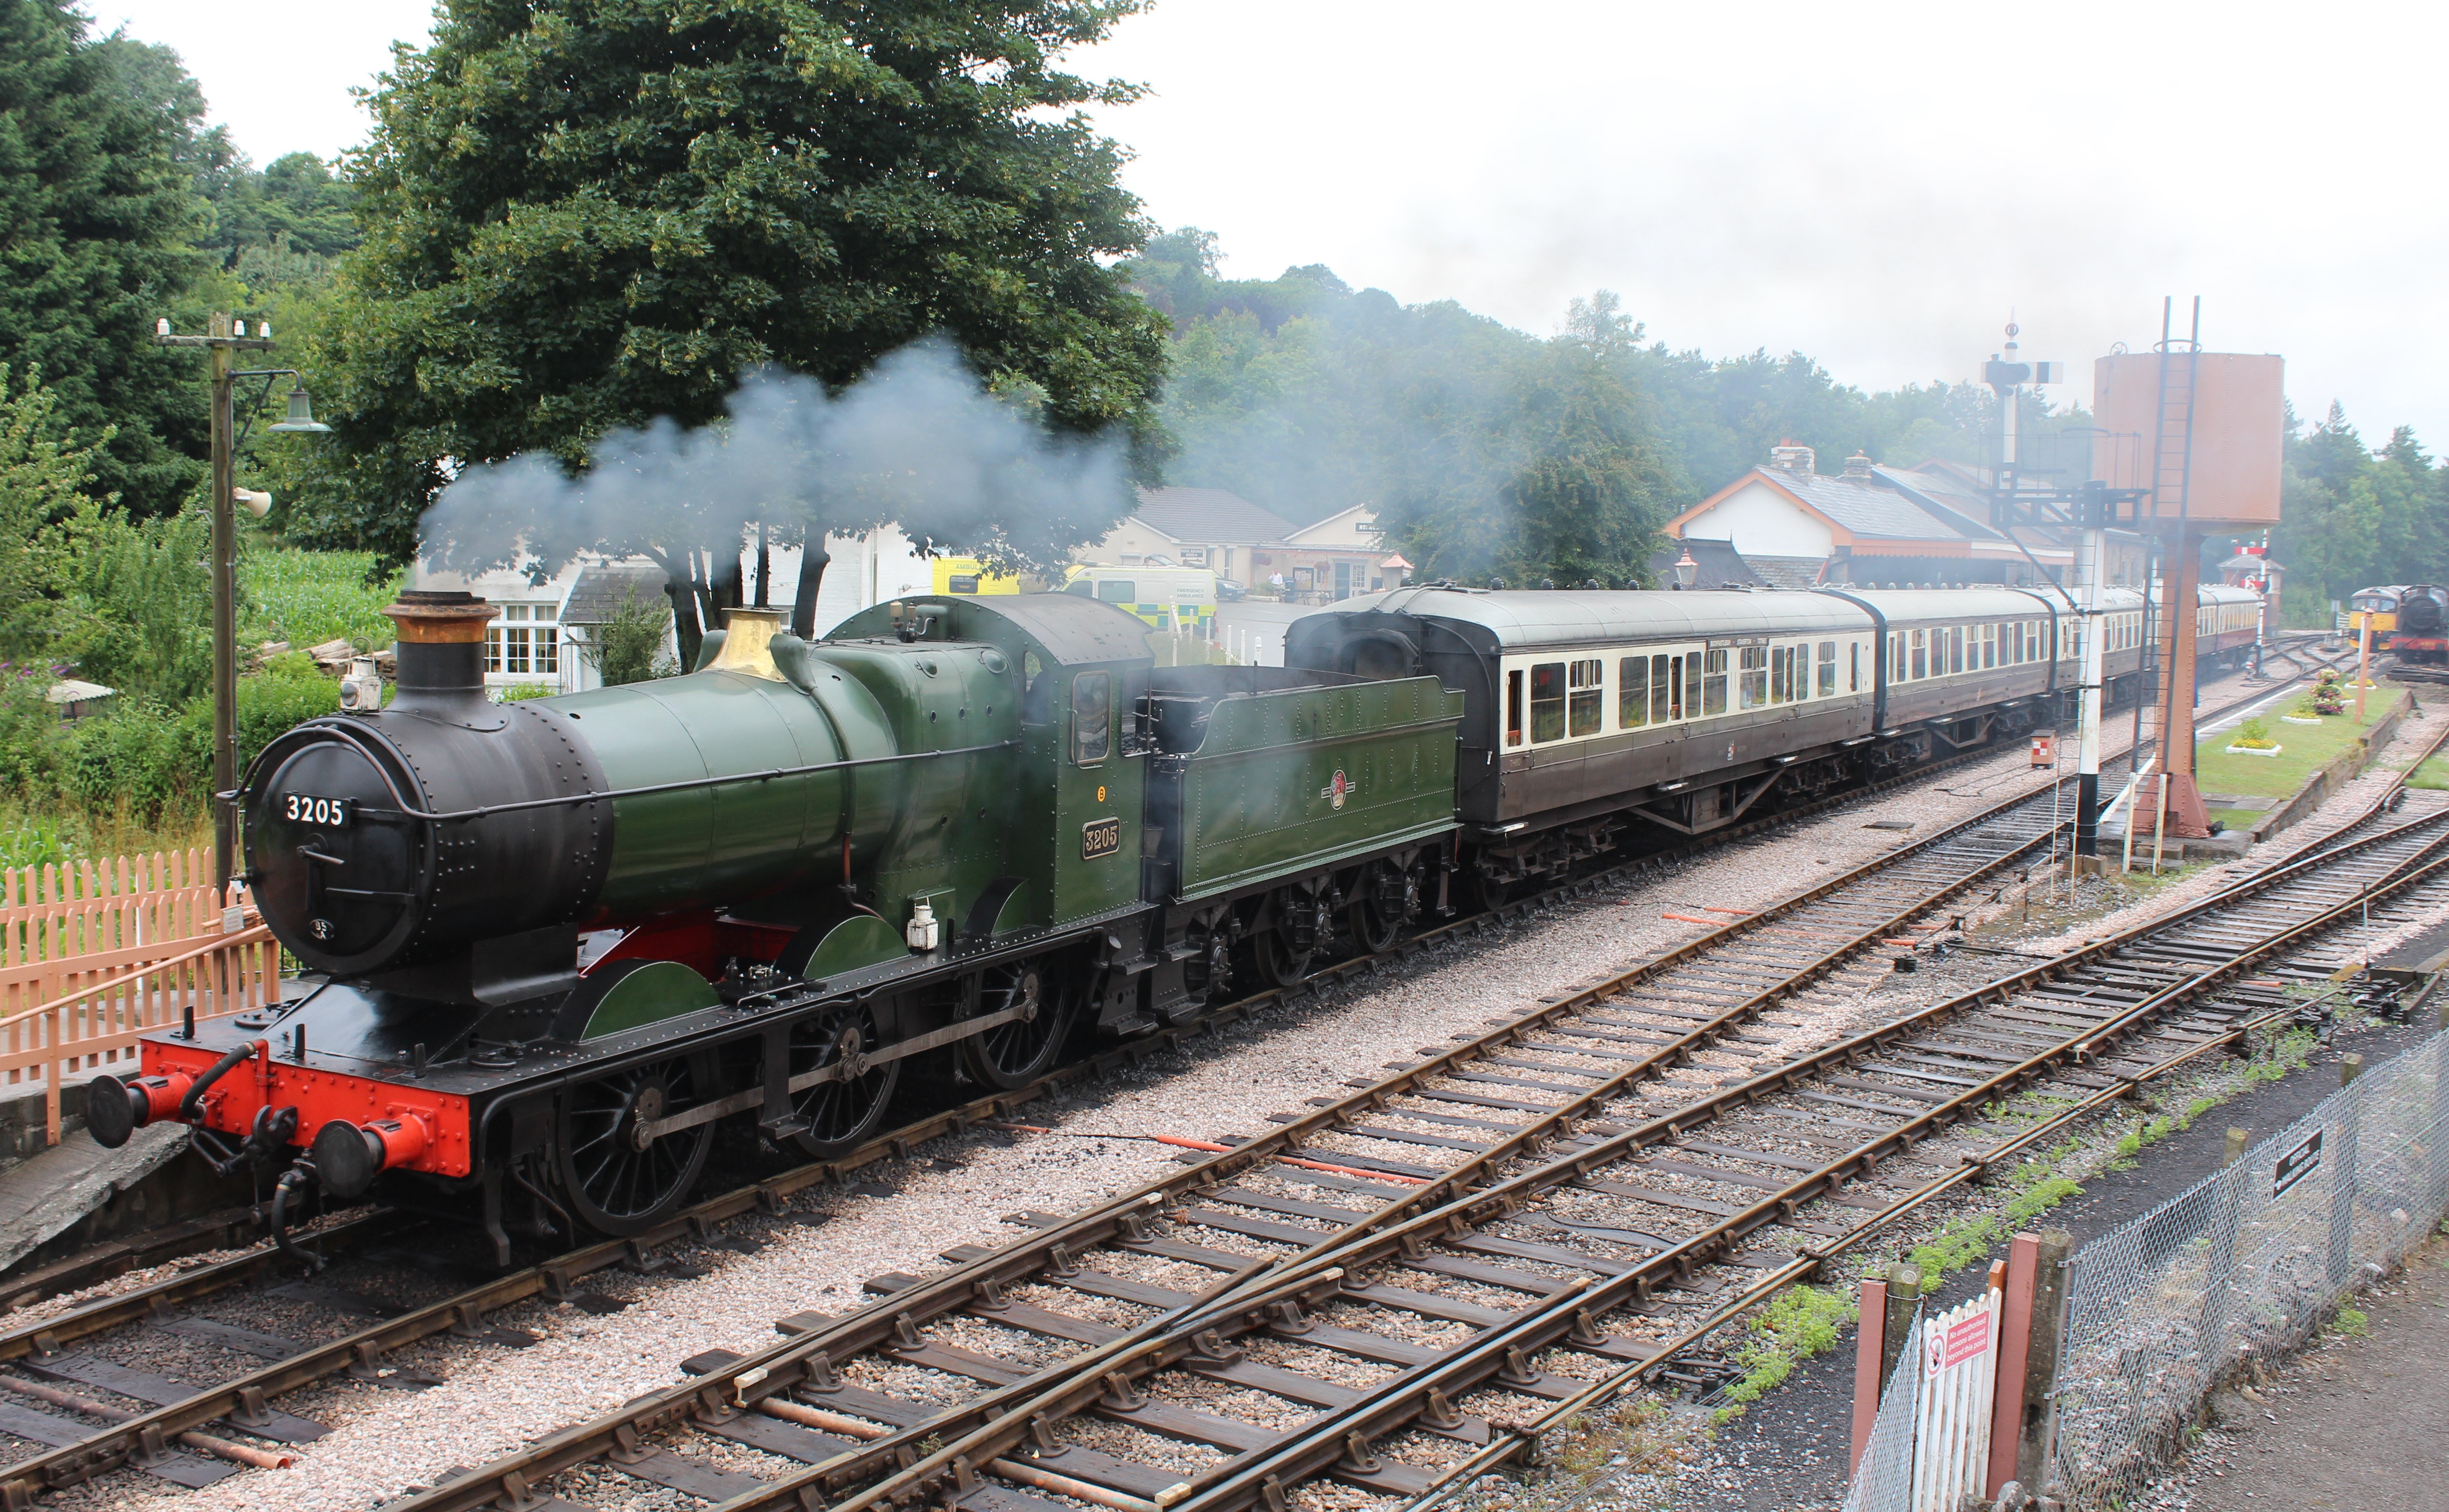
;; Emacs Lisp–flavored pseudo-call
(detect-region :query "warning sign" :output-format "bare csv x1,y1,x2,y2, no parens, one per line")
2273,1128,2323,1198
1924,1310,1993,1377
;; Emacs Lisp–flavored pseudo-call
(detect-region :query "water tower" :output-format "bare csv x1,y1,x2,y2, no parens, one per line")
2091,300,2285,839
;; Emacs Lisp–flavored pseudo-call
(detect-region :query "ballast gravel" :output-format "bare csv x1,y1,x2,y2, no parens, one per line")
58,677,2331,1512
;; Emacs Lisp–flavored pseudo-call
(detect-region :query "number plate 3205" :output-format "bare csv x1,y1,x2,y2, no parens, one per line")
282,794,352,827
1081,816,1122,860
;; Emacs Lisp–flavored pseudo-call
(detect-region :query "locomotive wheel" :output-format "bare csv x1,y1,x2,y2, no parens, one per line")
1349,861,1418,954
1181,913,1234,1007
788,1006,902,1157
959,962,1076,1090
555,1053,717,1235
1241,889,1321,989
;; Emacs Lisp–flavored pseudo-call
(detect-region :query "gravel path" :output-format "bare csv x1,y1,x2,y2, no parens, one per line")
43,679,2281,1512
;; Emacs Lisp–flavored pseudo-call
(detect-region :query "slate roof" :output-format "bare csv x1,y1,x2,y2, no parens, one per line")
1770,468,1991,543
562,560,671,623
1647,537,1762,588
1133,487,1299,545
1745,555,1831,589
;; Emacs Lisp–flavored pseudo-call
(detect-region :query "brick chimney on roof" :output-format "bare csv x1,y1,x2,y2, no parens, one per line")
1768,441,1816,476
1842,451,1874,479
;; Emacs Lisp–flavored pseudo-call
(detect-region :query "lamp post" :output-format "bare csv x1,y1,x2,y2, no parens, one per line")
1673,547,1699,590
153,312,330,892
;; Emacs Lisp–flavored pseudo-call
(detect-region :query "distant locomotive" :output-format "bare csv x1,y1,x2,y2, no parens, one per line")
89,578,2261,1257
2383,584,2449,663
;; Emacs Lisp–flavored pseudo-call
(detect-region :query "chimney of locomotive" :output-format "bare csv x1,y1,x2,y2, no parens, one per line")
381,590,497,714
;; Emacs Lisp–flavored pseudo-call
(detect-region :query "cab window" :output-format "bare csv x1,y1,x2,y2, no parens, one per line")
1096,580,1136,604
1530,662,1566,742
1070,672,1112,764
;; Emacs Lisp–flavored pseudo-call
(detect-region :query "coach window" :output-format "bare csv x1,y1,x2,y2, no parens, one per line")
1568,658,1604,736
1771,645,1791,704
1982,623,1998,669
1506,670,1525,747
1530,661,1567,742
1950,627,1966,674
1619,656,1648,728
1890,632,1906,682
1655,656,1679,721
1818,641,1838,697
1848,641,1860,692
1910,629,1928,681
1071,672,1112,765
1739,646,1767,709
1703,649,1729,715
1684,654,1703,720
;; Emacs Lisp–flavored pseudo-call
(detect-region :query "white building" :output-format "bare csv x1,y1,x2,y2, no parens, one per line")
409,525,957,695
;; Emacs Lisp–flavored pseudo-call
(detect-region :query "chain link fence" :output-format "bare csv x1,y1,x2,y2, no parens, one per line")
2044,1026,2449,1507
1840,1315,1923,1512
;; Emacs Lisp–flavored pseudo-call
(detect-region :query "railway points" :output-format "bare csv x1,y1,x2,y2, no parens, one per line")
0,654,2356,1511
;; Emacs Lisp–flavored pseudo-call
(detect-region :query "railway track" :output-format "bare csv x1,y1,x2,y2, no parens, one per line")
0,673,2296,1506
349,709,2449,1512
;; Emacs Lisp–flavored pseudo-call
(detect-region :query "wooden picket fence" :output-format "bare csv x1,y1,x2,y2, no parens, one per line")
0,849,281,1144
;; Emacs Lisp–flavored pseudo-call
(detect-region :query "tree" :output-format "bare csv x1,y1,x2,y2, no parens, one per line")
0,364,113,658
0,5,210,516
1372,331,1679,587
306,0,1170,573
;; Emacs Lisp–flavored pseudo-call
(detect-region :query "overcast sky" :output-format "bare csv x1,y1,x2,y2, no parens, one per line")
89,0,2449,450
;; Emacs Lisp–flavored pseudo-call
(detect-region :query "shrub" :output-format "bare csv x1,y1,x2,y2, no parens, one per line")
577,590,676,686
0,662,63,797
2234,717,2276,748
56,654,337,826
66,503,218,704
498,683,557,701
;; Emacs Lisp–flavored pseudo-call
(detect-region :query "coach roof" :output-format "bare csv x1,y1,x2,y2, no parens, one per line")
1301,588,1874,653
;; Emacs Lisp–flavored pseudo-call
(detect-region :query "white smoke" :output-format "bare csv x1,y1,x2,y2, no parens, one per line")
417,339,1134,581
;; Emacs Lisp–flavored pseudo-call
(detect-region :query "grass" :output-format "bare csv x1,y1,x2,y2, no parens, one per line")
1711,1284,1855,1424
2193,686,2401,801
241,546,406,652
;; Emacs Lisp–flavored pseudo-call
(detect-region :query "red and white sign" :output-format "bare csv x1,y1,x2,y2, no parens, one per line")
1925,1310,1993,1377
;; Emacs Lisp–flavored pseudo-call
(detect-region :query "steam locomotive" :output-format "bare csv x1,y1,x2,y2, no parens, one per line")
87,578,2260,1258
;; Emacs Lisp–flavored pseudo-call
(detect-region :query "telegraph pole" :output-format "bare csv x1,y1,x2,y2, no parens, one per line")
154,313,327,893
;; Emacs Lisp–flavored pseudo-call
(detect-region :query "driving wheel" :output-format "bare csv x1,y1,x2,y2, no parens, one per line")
958,961,1076,1089
787,1005,902,1157
554,1052,717,1235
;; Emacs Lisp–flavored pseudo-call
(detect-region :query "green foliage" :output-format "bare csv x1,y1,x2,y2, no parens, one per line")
0,816,71,872
241,546,404,650
65,501,218,703
2235,716,2274,747
306,0,1169,567
0,8,211,515
51,653,335,825
2330,1305,2369,1337
2271,407,2449,600
1128,240,2092,584
497,683,557,701
577,590,677,686
0,364,114,657
1713,1283,1855,1422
